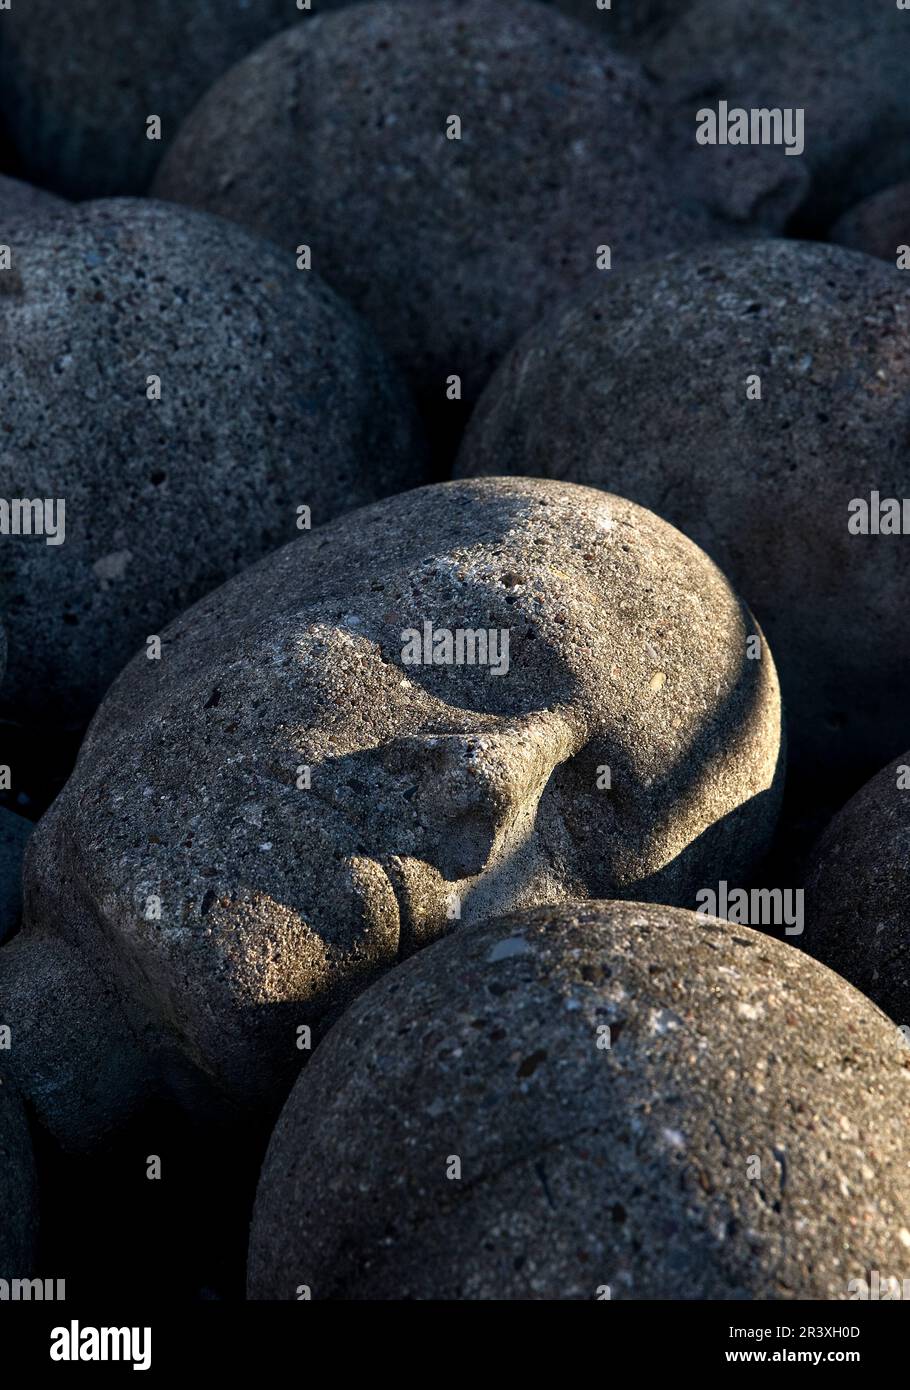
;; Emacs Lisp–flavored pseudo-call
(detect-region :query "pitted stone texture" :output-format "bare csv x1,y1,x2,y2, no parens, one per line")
247,899,910,1300
0,1078,38,1281
804,754,910,1029
0,0,354,198
0,173,67,227
0,808,30,944
153,0,723,410
456,240,910,790
8,478,781,1149
647,0,910,229
0,197,425,725
831,183,910,264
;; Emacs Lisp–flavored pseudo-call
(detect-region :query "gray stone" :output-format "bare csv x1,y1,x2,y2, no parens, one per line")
0,808,30,944
546,0,688,48
830,183,910,263
152,0,725,411
0,1077,38,1282
0,173,67,227
0,0,354,198
0,196,425,726
646,0,910,228
804,753,910,1029
247,898,910,1300
2,477,781,1150
456,239,910,794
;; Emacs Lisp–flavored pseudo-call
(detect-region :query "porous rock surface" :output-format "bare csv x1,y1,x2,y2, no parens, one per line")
247,899,910,1299
152,0,725,409
2,478,781,1149
646,0,910,228
804,752,910,1028
0,196,425,724
456,239,910,792
0,0,354,198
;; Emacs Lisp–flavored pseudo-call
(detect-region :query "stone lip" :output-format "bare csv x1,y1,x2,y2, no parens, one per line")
152,0,728,412
0,195,426,726
803,751,910,1029
247,898,910,1300
13,477,781,1150
455,238,910,797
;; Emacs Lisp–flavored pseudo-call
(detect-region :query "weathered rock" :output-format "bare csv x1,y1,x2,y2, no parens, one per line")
830,182,910,263
646,0,910,229
0,0,353,198
152,0,724,413
3,478,782,1149
456,240,910,796
804,753,910,1029
0,808,30,944
247,899,910,1300
0,197,425,726
0,173,67,228
546,0,688,48
0,1077,38,1281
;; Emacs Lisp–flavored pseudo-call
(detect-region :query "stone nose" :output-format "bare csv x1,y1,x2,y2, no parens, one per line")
382,717,580,880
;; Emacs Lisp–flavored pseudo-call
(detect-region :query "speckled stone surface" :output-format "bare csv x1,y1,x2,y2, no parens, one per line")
646,0,910,229
456,239,910,793
830,182,910,263
3,478,781,1150
0,197,426,726
152,0,724,410
804,753,910,1029
0,0,355,198
247,898,910,1300
0,808,30,944
0,1077,38,1281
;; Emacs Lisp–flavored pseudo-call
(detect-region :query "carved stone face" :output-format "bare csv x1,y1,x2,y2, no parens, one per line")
5,478,781,1148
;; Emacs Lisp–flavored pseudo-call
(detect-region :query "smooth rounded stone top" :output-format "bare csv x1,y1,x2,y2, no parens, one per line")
646,0,910,229
830,183,910,263
0,1078,38,1281
152,0,724,410
804,753,910,1028
0,807,31,945
0,0,356,199
247,899,910,1300
456,239,910,794
7,478,781,1149
0,173,67,228
0,197,426,726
